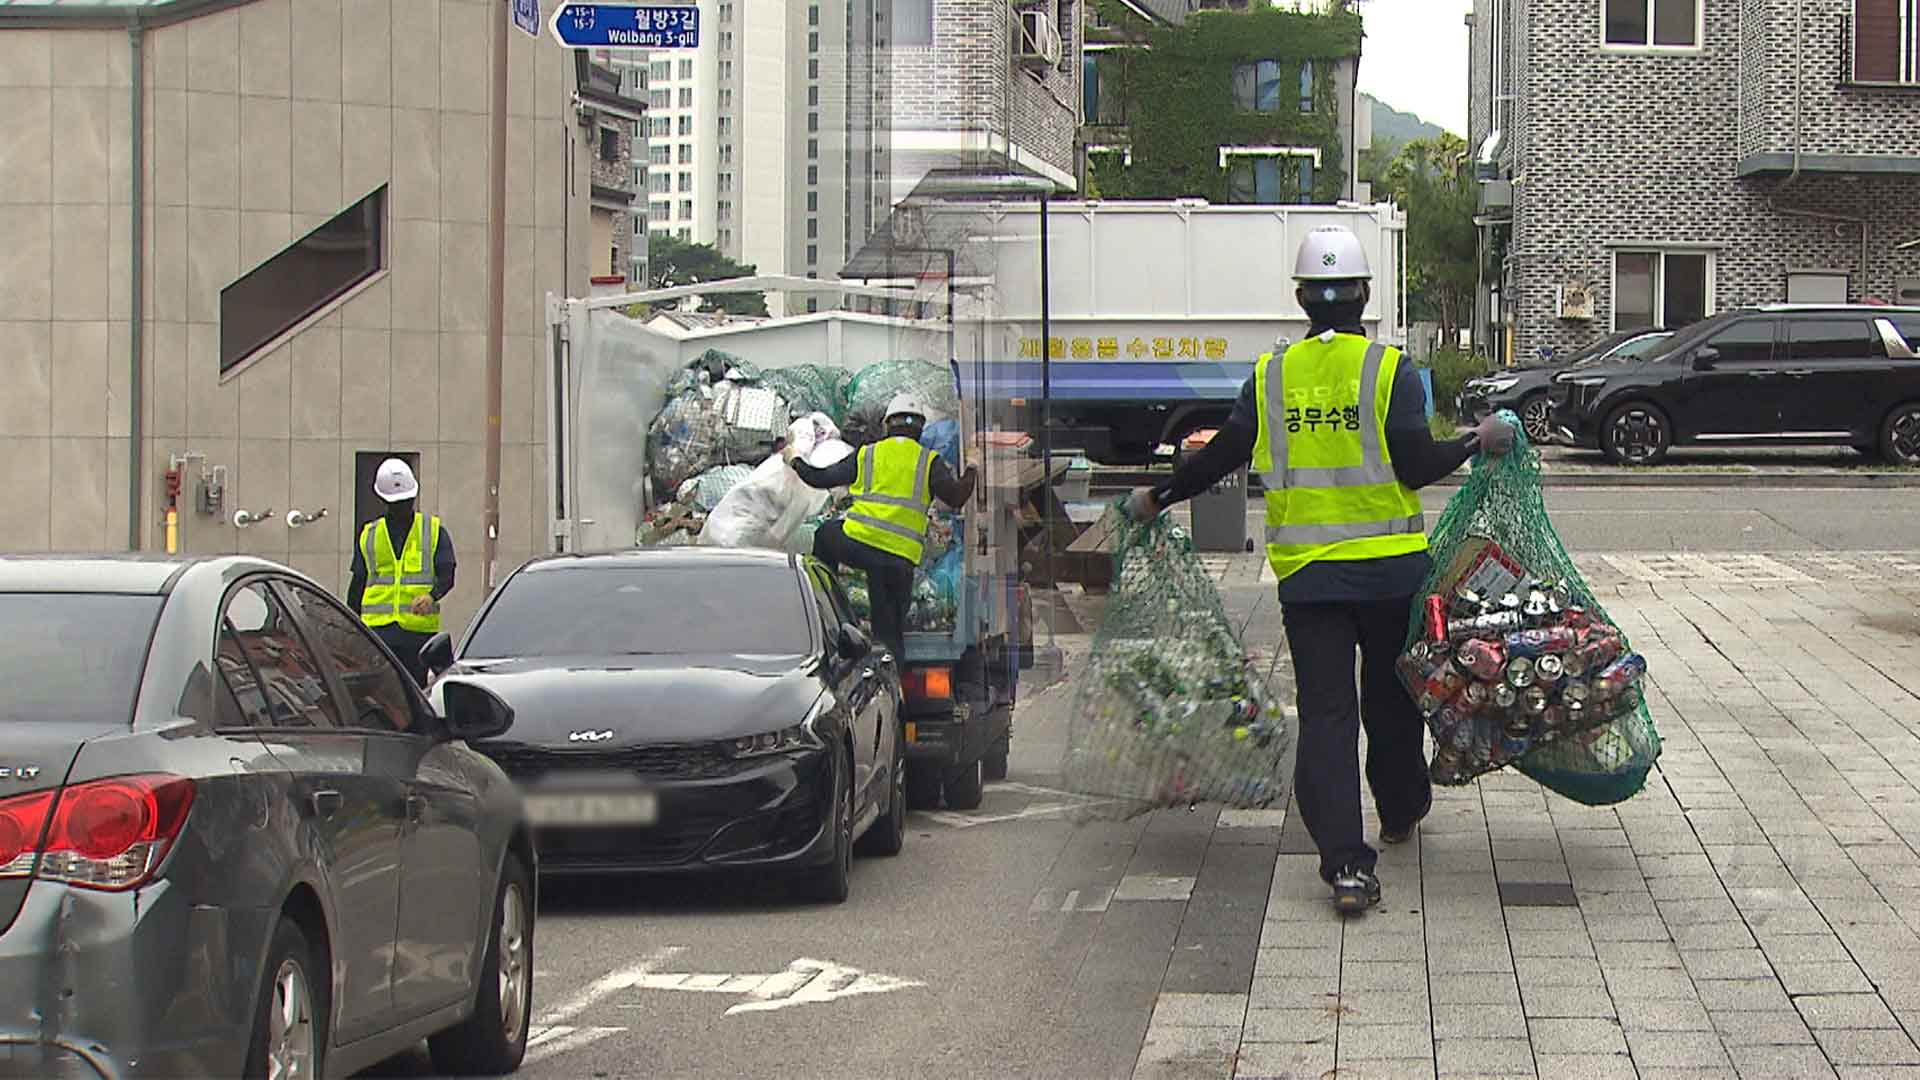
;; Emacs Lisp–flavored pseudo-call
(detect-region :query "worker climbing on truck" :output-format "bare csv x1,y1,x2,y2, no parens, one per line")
1127,226,1514,915
789,394,981,662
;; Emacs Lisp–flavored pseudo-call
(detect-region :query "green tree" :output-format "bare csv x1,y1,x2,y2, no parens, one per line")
645,234,769,316
1373,134,1477,345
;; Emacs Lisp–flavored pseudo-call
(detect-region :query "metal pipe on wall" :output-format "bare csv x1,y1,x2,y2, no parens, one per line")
483,0,509,595
127,22,145,550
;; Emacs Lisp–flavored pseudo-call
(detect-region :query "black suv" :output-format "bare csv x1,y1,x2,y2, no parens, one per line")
1551,305,1920,465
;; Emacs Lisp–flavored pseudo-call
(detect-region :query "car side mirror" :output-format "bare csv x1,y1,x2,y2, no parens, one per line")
419,631,455,675
1692,346,1721,370
438,680,515,742
838,625,872,661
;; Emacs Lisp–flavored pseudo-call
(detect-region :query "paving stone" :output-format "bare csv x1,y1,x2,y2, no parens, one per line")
1795,994,1902,1030
1334,989,1429,1025
1253,947,1339,978
1152,993,1249,1029
1337,1022,1434,1060
1693,979,1794,1012
1754,934,1854,965
1596,940,1686,968
1340,961,1428,992
1722,1044,1841,1079
1510,931,1597,959
1430,973,1523,1006
1589,915,1676,943
1520,985,1617,1018
1604,966,1699,1000
1135,1025,1240,1068
1432,1002,1529,1040
1333,1059,1437,1080
1683,949,1776,981
1528,1017,1629,1055
1342,933,1426,963
1708,1008,1816,1046
1625,1030,1733,1068
1617,997,1716,1033
1532,1054,1638,1080
1637,1068,1738,1080
1247,976,1339,1011
1258,920,1341,950
1832,1068,1920,1079
1516,957,1606,989
1435,1037,1536,1075
1239,1007,1334,1045
1777,961,1875,996
1813,1029,1920,1066
1230,1039,1332,1080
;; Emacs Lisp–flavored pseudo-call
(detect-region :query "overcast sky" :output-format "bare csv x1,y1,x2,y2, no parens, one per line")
1355,0,1474,136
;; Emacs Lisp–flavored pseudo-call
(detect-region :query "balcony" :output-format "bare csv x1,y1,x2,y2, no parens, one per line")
1736,13,1920,177
1842,12,1920,89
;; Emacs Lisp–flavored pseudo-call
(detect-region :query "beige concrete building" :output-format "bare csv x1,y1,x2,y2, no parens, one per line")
0,0,599,633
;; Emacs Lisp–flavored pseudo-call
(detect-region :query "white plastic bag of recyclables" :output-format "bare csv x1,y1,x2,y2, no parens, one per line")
699,413,852,552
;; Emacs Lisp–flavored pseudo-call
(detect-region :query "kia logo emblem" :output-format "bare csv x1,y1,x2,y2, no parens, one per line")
567,730,615,743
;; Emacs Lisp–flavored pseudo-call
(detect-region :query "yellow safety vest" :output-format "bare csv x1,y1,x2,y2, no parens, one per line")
359,514,442,633
1251,334,1428,583
843,437,936,565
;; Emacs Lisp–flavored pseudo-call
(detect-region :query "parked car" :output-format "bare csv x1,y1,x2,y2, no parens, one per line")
431,547,906,903
0,555,532,1080
1551,305,1920,465
1457,328,1675,442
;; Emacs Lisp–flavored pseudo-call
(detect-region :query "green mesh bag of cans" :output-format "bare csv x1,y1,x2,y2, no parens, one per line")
1403,411,1660,806
1061,501,1292,818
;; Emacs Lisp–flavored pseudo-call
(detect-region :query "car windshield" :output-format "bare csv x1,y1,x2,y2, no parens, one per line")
462,564,813,659
1598,332,1675,363
0,593,163,725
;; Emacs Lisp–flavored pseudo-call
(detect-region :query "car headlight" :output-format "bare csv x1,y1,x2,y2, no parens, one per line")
1474,376,1520,393
729,698,829,758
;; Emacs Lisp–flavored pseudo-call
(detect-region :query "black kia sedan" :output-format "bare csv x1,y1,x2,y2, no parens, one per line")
431,548,906,903
0,555,531,1080
1457,328,1674,442
1552,305,1920,465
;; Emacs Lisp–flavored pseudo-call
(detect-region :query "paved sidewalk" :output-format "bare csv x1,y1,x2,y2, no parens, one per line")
1120,553,1920,1079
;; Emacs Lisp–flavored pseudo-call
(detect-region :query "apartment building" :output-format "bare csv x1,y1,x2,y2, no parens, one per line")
1470,0,1920,363
580,52,648,280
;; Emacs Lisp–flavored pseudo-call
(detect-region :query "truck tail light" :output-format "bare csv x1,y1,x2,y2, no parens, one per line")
902,666,952,703
0,775,195,892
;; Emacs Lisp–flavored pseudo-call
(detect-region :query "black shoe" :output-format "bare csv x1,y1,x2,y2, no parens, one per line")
1381,795,1433,845
1331,866,1382,915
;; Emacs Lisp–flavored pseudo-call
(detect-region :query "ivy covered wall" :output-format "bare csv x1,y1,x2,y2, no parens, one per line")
1085,6,1362,204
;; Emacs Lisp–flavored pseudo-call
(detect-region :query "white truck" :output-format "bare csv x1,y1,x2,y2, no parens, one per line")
920,199,1409,465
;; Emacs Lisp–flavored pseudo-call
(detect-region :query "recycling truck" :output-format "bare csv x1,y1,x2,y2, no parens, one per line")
935,199,1408,464
543,277,1026,811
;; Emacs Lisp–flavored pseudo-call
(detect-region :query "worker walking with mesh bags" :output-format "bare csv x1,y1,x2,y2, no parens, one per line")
1130,227,1514,915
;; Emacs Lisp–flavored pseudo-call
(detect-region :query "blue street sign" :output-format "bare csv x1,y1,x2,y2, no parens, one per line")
549,3,700,49
512,0,542,37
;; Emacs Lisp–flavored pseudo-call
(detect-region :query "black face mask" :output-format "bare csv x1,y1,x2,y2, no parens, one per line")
1302,298,1369,334
384,498,417,543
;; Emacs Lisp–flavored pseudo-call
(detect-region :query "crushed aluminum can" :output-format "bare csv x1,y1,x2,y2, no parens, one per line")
1463,680,1494,710
1497,592,1523,614
1524,684,1551,714
1540,704,1569,732
1504,626,1579,659
1425,595,1449,643
1574,634,1624,675
1563,680,1592,711
1448,610,1524,642
1535,652,1567,688
1522,589,1553,625
1453,586,1488,617
1431,747,1466,784
1591,653,1647,702
1417,661,1468,716
1457,638,1508,682
1563,606,1592,630
1506,656,1538,690
1492,682,1519,712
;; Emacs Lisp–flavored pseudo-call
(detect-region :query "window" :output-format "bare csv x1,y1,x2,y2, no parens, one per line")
720,1,733,18
648,89,670,109
718,200,731,223
808,112,819,132
678,143,693,164
678,171,692,192
721,143,734,165
808,138,819,159
1299,61,1315,112
1853,0,1920,83
681,199,694,218
599,126,620,161
718,116,732,136
680,87,694,108
809,30,820,52
1603,0,1700,47
807,191,818,211
1084,54,1127,124
1613,250,1711,330
1298,157,1315,199
807,218,819,238
808,165,818,184
0,593,159,727
678,227,691,240
720,59,734,81
215,582,338,730
1785,271,1850,303
220,187,384,372
895,0,933,45
1231,60,1284,112
809,58,820,79
719,172,733,193
650,173,672,195
678,115,693,136
807,244,818,265
809,85,820,106
1226,158,1284,203
649,144,672,165
680,58,694,79
649,115,671,138
719,88,732,108
650,60,671,81
462,566,813,658
1789,318,1879,362
650,200,672,220
807,568,843,642
278,582,416,733
810,5,820,24
1701,319,1776,365
721,30,733,50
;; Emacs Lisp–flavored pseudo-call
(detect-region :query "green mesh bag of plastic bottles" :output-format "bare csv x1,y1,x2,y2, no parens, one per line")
1061,502,1292,818
843,360,961,445
760,364,854,426
1404,412,1661,806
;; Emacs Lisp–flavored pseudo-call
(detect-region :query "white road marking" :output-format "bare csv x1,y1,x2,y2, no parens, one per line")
1029,886,1116,913
1114,875,1196,902
617,957,925,1015
535,945,684,1027
524,1025,625,1064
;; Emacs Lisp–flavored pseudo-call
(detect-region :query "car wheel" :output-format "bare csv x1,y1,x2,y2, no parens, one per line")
982,741,1009,783
905,759,942,810
1518,393,1554,444
1600,402,1671,466
857,728,907,857
1880,404,1920,466
803,757,854,903
944,758,985,811
244,918,327,1080
428,854,533,1077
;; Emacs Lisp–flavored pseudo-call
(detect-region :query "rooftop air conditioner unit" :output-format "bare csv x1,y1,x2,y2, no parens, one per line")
1017,8,1063,68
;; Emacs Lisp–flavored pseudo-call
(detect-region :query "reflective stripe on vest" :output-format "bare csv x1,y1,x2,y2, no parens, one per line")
842,438,935,565
360,513,441,633
1251,336,1428,583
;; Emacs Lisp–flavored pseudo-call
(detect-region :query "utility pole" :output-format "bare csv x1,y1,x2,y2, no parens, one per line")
483,0,509,596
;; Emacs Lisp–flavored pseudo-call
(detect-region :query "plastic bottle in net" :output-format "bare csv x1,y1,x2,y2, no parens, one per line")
1406,411,1661,806
843,360,960,445
760,365,853,427
1061,502,1292,818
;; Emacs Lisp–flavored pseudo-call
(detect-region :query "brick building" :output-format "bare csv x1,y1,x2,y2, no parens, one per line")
1470,0,1920,365
578,53,646,280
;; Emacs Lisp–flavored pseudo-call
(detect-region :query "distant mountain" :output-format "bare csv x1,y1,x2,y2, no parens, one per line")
1365,95,1449,153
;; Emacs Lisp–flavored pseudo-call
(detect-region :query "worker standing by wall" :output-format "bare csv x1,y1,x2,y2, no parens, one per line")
348,458,456,687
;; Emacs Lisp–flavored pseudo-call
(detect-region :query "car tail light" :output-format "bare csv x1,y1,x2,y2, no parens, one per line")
0,775,195,892
902,666,952,703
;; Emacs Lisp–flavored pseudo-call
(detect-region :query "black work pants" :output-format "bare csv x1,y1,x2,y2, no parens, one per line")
813,519,915,660
372,624,433,688
1282,596,1433,884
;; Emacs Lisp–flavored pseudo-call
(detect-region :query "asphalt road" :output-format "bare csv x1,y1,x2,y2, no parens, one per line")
355,485,1917,1079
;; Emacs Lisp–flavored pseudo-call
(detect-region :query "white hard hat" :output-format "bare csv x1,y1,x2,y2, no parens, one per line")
885,393,927,422
373,457,419,503
1294,226,1372,282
